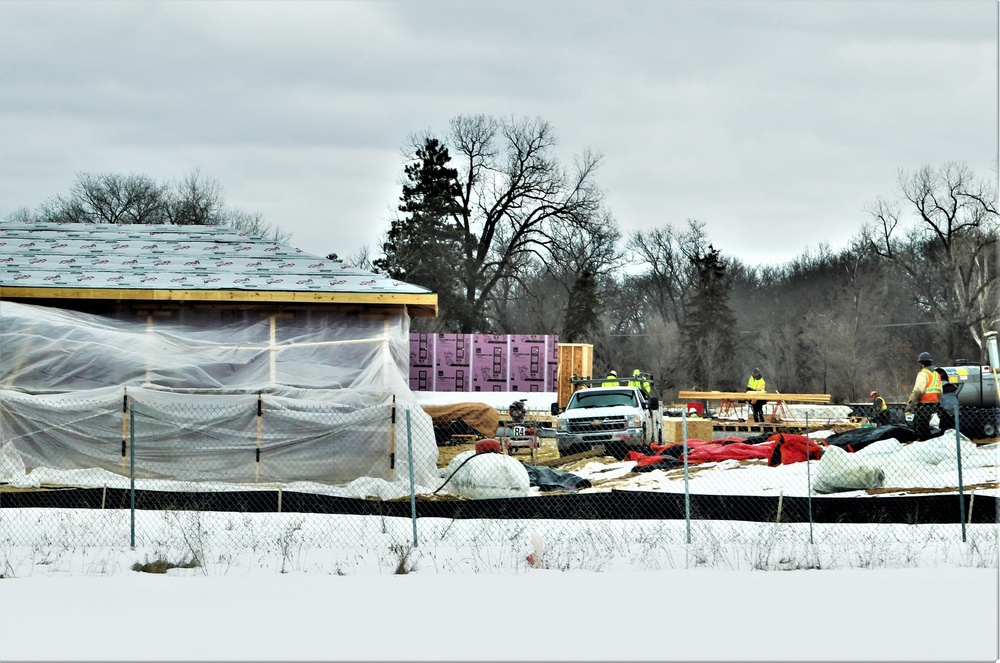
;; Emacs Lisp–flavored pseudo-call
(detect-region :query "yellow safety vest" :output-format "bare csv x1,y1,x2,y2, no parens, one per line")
747,376,765,392
628,372,650,392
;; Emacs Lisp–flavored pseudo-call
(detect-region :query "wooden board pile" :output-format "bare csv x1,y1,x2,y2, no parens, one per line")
678,390,832,403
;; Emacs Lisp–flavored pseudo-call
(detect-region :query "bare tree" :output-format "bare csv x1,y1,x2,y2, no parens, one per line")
478,209,620,336
340,245,376,271
39,172,168,224
167,169,225,226
443,114,612,332
863,162,999,360
23,170,292,244
1,207,35,223
627,219,708,326
223,209,291,244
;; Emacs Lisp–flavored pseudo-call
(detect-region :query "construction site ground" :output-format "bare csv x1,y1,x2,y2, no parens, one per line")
434,418,1000,471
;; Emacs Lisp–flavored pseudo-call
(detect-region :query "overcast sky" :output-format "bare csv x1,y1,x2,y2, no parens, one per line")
1,0,996,267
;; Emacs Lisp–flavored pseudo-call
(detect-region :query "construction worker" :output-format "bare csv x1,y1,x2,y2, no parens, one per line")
745,367,766,423
627,369,651,396
870,390,890,426
601,370,620,387
905,352,943,440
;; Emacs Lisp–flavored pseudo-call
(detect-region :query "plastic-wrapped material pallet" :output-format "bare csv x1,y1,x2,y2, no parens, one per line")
663,417,714,443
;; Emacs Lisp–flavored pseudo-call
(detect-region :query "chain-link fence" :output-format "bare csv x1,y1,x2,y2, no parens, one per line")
1,390,997,572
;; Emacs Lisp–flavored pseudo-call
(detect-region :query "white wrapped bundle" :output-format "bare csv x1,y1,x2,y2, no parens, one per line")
440,450,530,499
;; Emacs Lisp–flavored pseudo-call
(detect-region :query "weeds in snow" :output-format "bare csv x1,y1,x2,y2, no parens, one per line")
2,507,996,577
132,555,200,574
388,544,414,574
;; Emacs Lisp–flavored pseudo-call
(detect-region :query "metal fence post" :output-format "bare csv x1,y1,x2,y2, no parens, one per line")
805,412,813,544
129,402,136,549
406,409,418,547
953,404,966,542
682,409,691,544
255,391,263,482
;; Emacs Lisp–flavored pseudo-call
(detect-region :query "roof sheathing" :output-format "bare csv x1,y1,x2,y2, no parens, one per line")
0,223,437,316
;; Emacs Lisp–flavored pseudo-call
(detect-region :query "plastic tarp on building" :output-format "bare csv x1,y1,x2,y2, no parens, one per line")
0,300,439,488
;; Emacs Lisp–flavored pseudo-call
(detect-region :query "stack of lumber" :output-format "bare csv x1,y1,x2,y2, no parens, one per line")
677,390,831,403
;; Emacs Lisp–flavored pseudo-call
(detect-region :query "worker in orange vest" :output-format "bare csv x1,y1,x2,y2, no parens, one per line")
905,352,943,440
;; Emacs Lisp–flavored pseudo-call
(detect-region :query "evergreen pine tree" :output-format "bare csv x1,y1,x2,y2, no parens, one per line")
682,245,739,389
374,138,469,329
563,267,601,343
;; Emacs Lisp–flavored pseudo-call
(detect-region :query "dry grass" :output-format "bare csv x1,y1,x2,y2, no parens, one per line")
131,556,200,574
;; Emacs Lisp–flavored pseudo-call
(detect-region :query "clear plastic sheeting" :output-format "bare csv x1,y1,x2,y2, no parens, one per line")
0,300,439,488
0,386,439,488
1,300,414,393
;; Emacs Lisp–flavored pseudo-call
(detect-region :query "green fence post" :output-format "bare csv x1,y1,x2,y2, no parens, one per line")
954,404,966,542
406,409,418,547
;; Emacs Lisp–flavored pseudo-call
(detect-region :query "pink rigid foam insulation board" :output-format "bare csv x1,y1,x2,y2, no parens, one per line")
410,333,558,393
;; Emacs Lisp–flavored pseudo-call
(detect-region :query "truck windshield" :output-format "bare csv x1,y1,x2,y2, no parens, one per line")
568,390,638,409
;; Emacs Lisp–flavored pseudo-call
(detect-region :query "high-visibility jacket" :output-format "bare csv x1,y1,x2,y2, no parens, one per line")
917,368,942,403
602,374,620,387
628,371,651,393
873,395,888,412
747,375,766,392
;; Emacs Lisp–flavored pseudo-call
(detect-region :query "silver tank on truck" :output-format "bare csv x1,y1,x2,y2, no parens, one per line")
938,363,999,408
936,331,1000,438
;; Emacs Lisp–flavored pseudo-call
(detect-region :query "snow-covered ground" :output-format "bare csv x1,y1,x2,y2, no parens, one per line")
0,509,997,662
411,389,559,412
567,432,999,498
1,566,996,662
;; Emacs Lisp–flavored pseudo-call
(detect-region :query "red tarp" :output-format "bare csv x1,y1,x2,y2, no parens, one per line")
626,434,825,469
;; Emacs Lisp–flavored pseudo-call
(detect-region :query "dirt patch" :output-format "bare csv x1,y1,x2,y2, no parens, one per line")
866,482,999,495
386,492,467,502
434,435,561,468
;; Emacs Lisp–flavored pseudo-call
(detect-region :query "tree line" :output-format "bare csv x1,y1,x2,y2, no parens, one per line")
5,116,997,405
373,115,999,405
5,169,290,243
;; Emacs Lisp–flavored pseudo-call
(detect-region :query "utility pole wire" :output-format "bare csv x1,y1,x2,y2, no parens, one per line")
606,322,937,338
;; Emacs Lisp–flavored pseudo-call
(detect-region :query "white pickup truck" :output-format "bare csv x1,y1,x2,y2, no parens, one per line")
550,375,664,459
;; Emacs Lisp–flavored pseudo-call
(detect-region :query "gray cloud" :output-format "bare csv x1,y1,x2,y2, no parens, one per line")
1,0,995,266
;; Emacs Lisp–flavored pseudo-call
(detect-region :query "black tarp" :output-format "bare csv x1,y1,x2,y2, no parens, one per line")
524,464,592,492
824,424,920,452
2,486,994,524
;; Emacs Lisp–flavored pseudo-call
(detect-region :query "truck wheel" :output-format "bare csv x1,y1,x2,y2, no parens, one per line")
979,409,999,438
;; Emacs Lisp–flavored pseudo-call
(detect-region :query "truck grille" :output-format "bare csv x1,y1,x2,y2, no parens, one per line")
567,415,628,434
